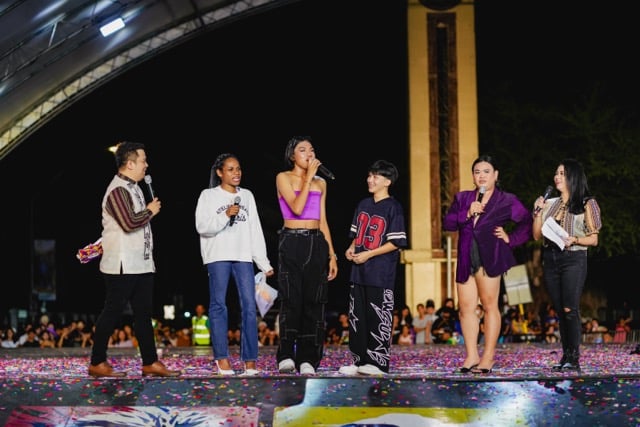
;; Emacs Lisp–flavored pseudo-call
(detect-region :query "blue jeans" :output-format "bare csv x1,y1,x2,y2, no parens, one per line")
543,248,588,351
206,261,258,362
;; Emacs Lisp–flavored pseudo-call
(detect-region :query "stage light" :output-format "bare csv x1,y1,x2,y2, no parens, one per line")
100,17,125,37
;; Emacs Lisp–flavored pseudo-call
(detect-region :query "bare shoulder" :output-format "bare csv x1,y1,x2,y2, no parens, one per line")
313,175,327,189
275,171,290,184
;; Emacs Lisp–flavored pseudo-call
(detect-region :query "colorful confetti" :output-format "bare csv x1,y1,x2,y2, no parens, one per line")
1,343,640,426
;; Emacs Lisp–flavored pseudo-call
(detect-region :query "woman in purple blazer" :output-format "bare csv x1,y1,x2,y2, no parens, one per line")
444,155,532,374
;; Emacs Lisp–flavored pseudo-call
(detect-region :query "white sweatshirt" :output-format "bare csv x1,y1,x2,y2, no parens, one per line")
195,186,272,273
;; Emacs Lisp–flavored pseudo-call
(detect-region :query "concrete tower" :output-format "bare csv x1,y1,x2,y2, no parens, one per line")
403,0,478,311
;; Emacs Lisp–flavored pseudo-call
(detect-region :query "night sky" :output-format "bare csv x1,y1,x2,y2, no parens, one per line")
0,1,636,326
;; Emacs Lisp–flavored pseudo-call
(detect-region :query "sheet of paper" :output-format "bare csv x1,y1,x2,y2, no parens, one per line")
542,217,569,250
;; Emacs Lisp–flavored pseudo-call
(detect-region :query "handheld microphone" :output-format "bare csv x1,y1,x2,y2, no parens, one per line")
473,186,486,216
534,185,554,215
229,196,241,226
477,185,486,203
318,164,335,180
144,175,155,199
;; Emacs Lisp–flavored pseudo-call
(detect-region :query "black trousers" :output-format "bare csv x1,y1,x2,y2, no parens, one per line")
90,273,158,366
276,229,329,369
543,248,588,352
348,283,394,373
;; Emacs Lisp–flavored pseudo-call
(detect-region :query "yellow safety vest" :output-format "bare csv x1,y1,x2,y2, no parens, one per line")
192,315,211,345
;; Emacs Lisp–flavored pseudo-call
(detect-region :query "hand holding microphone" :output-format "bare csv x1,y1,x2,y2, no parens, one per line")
309,158,335,180
229,196,241,226
533,185,554,216
144,175,161,216
472,186,486,217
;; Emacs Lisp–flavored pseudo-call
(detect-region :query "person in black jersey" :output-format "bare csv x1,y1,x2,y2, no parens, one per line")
338,160,407,376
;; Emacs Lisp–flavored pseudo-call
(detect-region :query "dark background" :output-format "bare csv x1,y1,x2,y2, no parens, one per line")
0,0,637,327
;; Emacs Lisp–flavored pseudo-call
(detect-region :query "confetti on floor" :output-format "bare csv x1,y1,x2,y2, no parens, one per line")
1,343,640,426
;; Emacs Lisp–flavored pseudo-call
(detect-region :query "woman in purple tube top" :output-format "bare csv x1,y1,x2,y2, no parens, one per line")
274,135,338,376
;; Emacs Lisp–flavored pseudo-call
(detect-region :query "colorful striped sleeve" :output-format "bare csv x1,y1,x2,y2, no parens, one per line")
105,187,152,233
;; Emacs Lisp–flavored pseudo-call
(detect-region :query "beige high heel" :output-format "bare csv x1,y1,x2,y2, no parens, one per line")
215,359,235,376
240,361,259,377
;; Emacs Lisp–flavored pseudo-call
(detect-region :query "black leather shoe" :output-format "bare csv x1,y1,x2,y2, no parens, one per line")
561,361,581,371
552,354,568,370
142,361,181,377
458,364,479,373
471,366,494,374
88,362,126,378
560,349,581,371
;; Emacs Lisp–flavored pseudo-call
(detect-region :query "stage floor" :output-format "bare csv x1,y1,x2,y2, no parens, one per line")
1,343,640,426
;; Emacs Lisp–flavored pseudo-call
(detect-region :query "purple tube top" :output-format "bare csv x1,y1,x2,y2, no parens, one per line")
279,190,321,220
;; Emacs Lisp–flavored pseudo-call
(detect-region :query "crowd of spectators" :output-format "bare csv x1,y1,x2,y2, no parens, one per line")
0,312,281,350
323,298,637,347
2,300,636,350
1,316,93,349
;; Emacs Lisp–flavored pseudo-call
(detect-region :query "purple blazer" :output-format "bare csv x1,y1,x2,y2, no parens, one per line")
443,188,532,283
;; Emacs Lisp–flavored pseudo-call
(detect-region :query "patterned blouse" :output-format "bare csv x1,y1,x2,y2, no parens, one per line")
542,197,602,251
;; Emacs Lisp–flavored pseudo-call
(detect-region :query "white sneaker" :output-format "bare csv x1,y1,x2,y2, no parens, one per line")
299,362,316,376
278,358,295,373
357,364,386,376
338,365,359,375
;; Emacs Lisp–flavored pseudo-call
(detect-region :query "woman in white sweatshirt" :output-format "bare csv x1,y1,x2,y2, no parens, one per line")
195,153,274,376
